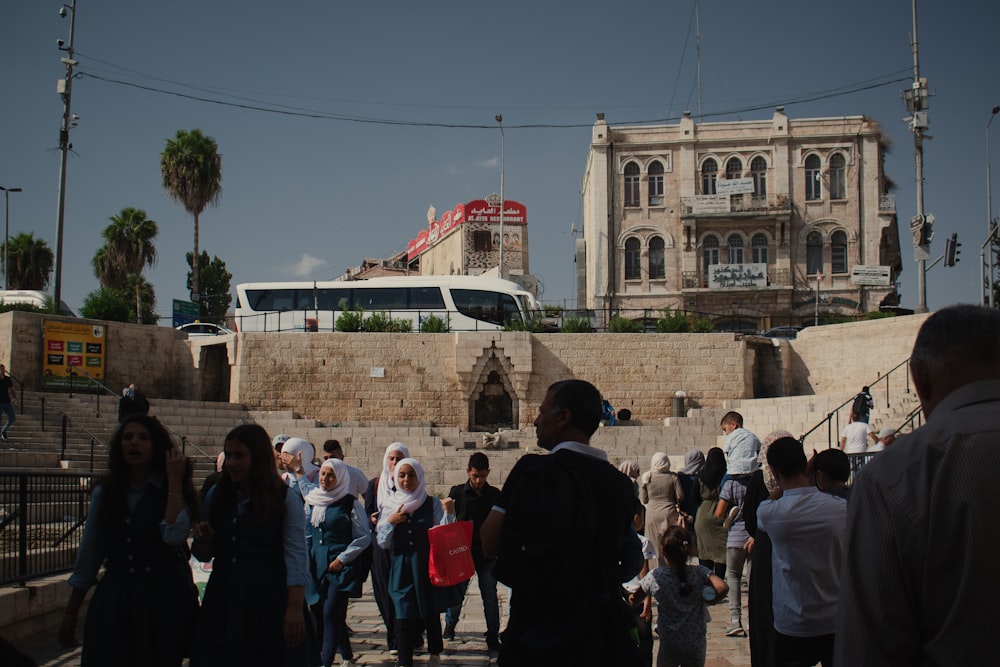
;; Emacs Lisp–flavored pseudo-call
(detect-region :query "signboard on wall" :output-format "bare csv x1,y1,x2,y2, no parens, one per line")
42,320,106,389
715,178,755,195
691,194,730,214
850,265,892,287
709,263,767,288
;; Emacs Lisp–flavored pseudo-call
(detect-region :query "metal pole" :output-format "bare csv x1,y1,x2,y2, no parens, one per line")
990,107,1000,307
911,0,928,313
0,187,22,290
496,114,505,279
54,0,78,313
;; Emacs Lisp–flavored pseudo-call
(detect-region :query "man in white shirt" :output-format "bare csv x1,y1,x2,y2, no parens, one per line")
838,412,876,454
758,436,847,667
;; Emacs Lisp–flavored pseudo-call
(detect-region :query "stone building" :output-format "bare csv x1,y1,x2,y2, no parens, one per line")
580,108,902,330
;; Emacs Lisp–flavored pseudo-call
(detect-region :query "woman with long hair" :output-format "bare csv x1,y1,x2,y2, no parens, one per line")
304,457,371,667
59,414,199,667
190,424,317,667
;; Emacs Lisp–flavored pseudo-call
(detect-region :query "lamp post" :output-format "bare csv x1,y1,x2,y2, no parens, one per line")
54,0,78,314
0,186,22,290
986,105,1000,307
496,114,505,279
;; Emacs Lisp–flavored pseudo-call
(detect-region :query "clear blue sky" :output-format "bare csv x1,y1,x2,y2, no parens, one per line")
3,0,998,320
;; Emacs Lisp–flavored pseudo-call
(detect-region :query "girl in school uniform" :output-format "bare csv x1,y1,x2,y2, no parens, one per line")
60,414,199,667
190,424,318,667
376,457,456,667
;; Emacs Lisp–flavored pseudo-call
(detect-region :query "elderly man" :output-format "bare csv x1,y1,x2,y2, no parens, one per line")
481,379,643,667
835,305,1000,666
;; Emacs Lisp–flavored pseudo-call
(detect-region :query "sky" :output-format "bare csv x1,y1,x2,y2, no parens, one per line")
3,0,999,322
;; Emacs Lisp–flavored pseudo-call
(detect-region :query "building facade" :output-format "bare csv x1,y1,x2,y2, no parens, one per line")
580,109,902,330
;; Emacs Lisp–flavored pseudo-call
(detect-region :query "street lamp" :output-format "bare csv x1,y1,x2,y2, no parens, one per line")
496,114,505,279
985,105,1000,307
0,186,23,290
54,0,78,314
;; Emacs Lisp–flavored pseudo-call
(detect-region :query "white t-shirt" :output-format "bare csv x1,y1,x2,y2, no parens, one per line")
841,421,875,454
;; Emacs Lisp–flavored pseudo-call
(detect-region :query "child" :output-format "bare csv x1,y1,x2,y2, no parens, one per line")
639,525,728,667
623,499,658,667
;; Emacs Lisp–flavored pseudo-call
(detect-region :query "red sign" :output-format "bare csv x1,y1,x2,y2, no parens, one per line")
464,199,527,225
453,203,465,226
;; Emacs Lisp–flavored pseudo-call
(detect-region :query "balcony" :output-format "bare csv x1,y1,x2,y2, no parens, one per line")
879,194,895,212
681,194,791,218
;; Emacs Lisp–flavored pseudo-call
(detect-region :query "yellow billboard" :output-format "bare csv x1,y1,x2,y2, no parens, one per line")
42,320,106,389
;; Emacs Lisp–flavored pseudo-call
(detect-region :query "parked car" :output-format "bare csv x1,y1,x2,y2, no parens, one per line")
176,322,234,337
760,326,803,339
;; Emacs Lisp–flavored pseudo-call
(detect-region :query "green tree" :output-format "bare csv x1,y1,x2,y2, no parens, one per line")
2,232,54,291
160,129,223,304
80,287,131,322
93,207,158,324
185,251,232,322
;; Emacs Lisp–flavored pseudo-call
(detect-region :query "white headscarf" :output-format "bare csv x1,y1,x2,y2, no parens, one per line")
639,452,671,486
382,457,427,517
376,442,411,510
304,458,352,527
281,438,318,478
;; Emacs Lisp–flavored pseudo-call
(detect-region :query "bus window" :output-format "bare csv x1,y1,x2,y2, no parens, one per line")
316,288,352,310
357,287,408,310
451,289,523,326
409,287,446,310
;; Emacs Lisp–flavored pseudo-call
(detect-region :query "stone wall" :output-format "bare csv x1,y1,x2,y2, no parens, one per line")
0,310,933,429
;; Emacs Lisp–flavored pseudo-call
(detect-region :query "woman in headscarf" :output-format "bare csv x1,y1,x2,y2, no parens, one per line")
376,458,455,667
640,452,684,565
742,429,792,667
618,459,641,497
304,458,371,667
694,447,728,578
363,442,410,654
676,449,705,532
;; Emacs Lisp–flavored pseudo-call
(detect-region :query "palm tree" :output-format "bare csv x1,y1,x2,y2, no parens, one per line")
3,232,54,291
94,207,158,324
160,129,222,304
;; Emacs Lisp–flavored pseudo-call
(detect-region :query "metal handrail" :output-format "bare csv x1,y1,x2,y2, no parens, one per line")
56,412,110,469
800,357,913,448
72,374,121,418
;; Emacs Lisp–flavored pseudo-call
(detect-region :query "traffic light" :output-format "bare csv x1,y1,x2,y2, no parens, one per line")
945,232,961,267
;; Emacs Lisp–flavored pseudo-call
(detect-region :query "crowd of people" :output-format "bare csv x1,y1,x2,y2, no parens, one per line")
56,304,1000,667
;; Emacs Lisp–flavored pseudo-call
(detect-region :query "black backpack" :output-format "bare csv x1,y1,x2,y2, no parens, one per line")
852,393,869,416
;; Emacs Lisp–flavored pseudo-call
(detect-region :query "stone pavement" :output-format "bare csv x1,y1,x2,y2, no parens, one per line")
16,573,751,666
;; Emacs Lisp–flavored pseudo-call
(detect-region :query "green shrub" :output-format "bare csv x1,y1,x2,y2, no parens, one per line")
363,311,411,332
505,315,546,332
419,314,450,333
608,316,644,333
559,316,592,333
543,305,563,318
655,308,689,333
690,314,715,333
335,307,363,332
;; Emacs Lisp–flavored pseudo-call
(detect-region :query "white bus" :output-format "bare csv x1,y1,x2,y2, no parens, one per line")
233,276,542,332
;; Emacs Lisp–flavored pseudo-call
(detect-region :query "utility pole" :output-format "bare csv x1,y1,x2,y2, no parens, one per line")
904,0,931,313
54,0,78,313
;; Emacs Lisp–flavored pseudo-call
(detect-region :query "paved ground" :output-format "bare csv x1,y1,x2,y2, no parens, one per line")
16,572,752,666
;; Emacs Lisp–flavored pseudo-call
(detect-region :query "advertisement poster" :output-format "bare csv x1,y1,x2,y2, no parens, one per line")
42,320,106,390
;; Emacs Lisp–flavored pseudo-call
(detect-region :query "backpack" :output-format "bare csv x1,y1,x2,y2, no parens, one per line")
852,393,869,416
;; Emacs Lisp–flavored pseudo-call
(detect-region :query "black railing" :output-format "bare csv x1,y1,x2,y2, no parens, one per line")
800,358,913,449
73,375,121,418
0,470,99,586
57,412,110,471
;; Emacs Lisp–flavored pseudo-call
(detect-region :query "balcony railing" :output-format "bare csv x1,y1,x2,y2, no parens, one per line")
879,193,896,211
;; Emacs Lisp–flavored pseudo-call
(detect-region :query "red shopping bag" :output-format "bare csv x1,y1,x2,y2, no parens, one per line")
427,520,475,587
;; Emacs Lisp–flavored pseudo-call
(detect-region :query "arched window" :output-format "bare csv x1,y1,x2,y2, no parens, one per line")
829,153,846,200
701,158,718,195
831,230,848,273
648,161,665,206
805,154,822,201
649,236,665,279
703,235,720,276
807,231,823,275
625,237,641,280
751,157,767,198
624,162,640,207
726,157,743,181
727,234,744,265
752,233,769,264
